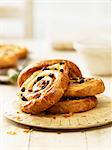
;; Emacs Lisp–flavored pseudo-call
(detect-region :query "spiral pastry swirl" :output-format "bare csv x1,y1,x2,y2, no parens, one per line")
17,59,105,115
17,59,82,87
18,62,69,114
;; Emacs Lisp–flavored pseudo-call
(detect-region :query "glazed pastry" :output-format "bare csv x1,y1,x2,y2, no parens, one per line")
0,44,28,59
64,77,105,97
18,62,69,114
48,77,104,114
17,59,82,87
47,96,98,114
17,59,105,115
0,50,17,68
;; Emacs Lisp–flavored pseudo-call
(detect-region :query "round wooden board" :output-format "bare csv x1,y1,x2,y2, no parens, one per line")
4,95,112,130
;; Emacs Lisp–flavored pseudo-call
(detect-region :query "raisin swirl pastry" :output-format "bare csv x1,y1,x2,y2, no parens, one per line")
64,77,105,97
18,62,69,114
17,59,82,87
48,78,105,114
48,96,98,114
47,77,104,114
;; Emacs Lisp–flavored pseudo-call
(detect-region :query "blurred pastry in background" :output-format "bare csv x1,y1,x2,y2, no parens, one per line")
0,50,17,68
0,44,29,84
0,44,28,60
52,41,75,51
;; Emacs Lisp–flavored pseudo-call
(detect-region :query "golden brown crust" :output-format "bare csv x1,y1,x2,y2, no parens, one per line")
17,59,82,87
47,96,98,114
64,78,105,97
0,50,17,68
0,44,28,59
14,47,28,59
18,62,69,114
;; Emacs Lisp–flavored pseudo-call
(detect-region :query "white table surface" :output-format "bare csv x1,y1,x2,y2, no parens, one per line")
0,39,112,150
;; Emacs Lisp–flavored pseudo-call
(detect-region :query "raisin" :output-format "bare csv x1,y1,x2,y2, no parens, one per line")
46,81,49,85
33,81,37,85
37,76,44,81
74,97,81,100
64,96,84,101
21,96,28,101
79,79,84,84
28,89,32,92
41,80,45,84
54,68,58,70
60,69,64,72
21,87,25,92
49,73,54,78
42,67,50,71
35,94,40,98
60,62,65,65
41,85,46,90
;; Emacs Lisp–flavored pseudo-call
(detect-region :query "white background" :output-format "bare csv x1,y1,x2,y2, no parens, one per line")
0,0,111,42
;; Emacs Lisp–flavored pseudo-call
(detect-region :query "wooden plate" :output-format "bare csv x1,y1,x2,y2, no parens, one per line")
4,95,112,130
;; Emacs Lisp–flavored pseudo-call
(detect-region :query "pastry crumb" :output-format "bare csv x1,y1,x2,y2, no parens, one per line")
64,113,73,118
7,131,16,135
16,116,23,121
82,115,86,117
53,116,56,119
23,129,30,133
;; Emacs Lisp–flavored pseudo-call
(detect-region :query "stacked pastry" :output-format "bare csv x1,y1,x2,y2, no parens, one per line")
0,44,28,68
17,59,105,114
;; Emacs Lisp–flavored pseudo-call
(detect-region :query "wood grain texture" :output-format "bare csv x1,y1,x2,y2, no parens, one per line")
85,128,112,150
0,86,30,150
29,130,87,150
